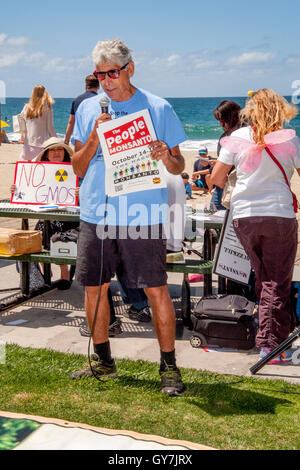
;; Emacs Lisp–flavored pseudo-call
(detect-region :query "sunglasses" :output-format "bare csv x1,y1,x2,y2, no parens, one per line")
93,63,129,81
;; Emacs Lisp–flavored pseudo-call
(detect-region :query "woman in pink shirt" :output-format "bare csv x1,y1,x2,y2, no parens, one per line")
19,85,56,160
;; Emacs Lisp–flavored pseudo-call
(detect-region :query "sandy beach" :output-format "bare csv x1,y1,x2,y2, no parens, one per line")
1,142,300,265
0,142,216,202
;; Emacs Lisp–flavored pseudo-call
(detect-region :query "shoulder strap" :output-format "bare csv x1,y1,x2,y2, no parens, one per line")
265,146,298,213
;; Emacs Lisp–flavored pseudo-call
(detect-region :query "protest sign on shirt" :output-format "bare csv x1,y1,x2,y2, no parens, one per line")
11,161,79,206
97,109,167,197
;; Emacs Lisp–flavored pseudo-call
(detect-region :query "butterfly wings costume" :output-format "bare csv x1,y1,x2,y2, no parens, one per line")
220,129,297,174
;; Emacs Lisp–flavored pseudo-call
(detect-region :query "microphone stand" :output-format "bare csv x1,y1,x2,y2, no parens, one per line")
250,327,300,374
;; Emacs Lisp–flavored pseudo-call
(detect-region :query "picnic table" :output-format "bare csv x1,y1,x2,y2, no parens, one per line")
0,200,224,320
0,200,78,309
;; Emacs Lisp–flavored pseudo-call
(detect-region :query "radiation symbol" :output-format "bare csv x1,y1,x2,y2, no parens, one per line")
55,169,68,182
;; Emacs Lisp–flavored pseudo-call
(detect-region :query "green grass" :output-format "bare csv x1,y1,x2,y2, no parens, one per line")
0,344,300,450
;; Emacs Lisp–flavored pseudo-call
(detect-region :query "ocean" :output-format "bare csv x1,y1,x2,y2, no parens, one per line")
2,96,300,151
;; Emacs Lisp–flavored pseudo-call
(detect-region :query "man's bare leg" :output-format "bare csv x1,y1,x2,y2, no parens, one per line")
144,285,185,396
69,282,117,378
85,283,110,343
144,285,175,352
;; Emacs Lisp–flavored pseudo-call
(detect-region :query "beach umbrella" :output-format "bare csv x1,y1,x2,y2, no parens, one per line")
0,120,10,128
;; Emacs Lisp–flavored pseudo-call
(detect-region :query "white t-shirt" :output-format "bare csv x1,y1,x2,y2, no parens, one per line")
218,126,300,219
163,168,186,252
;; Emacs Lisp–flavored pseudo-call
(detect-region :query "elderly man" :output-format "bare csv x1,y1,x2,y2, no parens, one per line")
70,38,186,396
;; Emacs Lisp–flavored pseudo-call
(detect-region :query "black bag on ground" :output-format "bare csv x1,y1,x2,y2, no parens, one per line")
190,294,257,350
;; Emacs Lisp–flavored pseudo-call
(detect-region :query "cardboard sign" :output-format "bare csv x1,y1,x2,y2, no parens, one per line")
213,210,252,285
11,161,79,206
97,109,167,197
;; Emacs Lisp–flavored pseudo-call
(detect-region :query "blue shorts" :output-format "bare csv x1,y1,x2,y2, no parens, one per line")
195,179,207,189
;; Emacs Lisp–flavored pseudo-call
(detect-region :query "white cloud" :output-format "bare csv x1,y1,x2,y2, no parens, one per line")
0,33,31,48
42,55,92,72
6,36,31,47
227,52,275,66
194,60,217,69
0,33,290,97
42,57,68,72
0,32,92,74
0,52,25,67
0,34,8,45
24,52,48,65
167,54,180,63
0,33,32,68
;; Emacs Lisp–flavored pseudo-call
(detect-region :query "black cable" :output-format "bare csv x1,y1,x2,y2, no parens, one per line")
87,195,109,382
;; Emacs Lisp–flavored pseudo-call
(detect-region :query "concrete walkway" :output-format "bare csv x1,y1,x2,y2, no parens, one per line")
0,259,299,385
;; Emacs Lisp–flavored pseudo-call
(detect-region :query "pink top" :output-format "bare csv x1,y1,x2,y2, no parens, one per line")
21,104,56,147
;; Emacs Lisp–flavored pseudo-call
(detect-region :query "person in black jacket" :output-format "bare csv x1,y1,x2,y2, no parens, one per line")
210,100,242,210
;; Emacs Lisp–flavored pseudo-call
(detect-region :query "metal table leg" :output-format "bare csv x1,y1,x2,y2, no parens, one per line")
218,276,227,294
203,229,212,296
181,273,192,329
43,220,52,286
20,218,30,296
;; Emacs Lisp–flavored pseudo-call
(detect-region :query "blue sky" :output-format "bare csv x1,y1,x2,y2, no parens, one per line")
1,0,300,98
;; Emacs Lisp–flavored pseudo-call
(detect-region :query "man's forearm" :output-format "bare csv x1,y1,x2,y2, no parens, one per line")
163,146,185,175
164,154,185,175
72,131,99,178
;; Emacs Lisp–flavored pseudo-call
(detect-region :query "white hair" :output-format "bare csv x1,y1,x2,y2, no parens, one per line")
92,38,133,67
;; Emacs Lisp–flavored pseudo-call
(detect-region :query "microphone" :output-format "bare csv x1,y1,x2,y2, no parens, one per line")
99,95,110,114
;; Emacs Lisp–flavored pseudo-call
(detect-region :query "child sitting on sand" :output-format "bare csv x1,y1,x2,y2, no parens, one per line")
11,137,79,290
181,172,192,199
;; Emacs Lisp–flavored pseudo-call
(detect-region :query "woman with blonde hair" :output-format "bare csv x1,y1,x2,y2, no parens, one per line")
19,85,56,160
210,89,300,363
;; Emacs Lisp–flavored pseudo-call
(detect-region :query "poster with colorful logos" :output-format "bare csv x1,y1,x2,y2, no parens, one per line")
11,161,79,206
97,109,167,197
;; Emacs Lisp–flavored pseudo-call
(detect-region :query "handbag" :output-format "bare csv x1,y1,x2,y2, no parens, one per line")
12,114,26,133
265,146,299,213
221,168,237,210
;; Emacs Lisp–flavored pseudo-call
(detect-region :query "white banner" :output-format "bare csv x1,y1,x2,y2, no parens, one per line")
11,161,79,206
213,210,252,285
97,109,167,197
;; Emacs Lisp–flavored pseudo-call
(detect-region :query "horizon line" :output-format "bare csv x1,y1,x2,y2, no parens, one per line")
4,94,294,100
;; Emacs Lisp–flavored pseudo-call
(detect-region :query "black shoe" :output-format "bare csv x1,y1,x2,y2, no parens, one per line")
69,353,117,379
55,279,72,290
79,322,91,337
123,305,151,322
108,319,123,337
159,364,186,396
79,319,123,338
